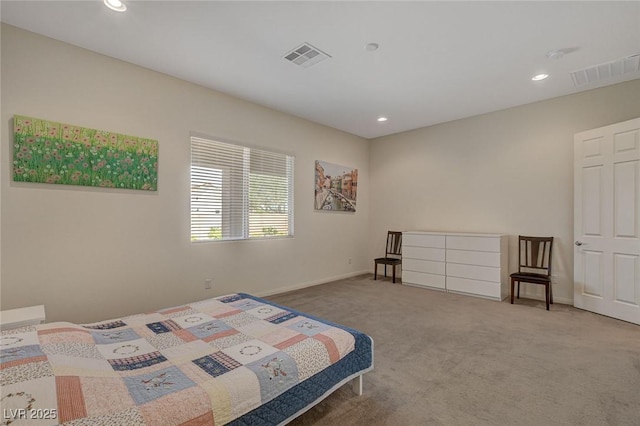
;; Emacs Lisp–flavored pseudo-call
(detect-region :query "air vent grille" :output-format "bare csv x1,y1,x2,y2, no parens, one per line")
571,54,640,87
284,43,331,68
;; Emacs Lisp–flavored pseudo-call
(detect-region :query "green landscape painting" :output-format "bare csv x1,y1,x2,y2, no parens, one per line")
13,115,158,191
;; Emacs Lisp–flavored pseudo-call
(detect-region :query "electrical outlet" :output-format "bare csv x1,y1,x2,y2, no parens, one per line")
204,279,212,290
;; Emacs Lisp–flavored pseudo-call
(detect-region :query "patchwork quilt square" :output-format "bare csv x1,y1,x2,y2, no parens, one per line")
245,351,300,402
83,320,127,330
1,377,58,426
221,339,278,365
96,338,158,360
283,337,331,381
235,319,279,339
158,305,196,318
193,351,242,378
207,331,251,350
186,320,233,340
317,327,356,356
108,351,167,371
215,367,261,419
246,305,285,320
171,313,216,329
1,360,53,386
79,376,136,417
123,366,196,405
41,342,103,359
260,327,304,348
229,298,264,311
137,386,212,426
199,304,240,319
287,317,331,336
146,320,181,334
0,330,40,349
220,312,259,329
122,312,165,327
142,330,186,351
217,294,243,304
0,344,46,365
198,379,233,425
159,340,213,365
38,327,94,345
90,328,141,345
265,311,298,324
46,354,118,378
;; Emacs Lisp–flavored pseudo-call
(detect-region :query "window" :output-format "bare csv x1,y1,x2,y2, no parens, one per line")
190,135,294,241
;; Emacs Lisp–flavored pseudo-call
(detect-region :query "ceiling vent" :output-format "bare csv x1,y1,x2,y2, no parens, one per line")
284,43,331,68
570,54,640,87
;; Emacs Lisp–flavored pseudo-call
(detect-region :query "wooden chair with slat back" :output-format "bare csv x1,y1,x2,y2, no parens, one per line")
374,231,402,284
510,236,554,310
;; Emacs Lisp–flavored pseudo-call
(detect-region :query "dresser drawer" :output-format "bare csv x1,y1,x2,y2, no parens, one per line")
403,258,446,275
402,270,446,290
446,263,500,283
446,277,501,299
446,235,500,252
403,246,446,262
446,249,501,267
403,233,445,249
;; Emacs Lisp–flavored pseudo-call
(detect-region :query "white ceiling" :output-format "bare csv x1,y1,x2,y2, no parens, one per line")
1,1,639,139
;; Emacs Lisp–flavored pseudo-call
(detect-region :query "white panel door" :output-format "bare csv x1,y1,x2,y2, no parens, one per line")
574,117,640,325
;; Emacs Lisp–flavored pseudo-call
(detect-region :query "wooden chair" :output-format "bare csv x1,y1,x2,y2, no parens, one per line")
374,231,402,283
510,236,554,310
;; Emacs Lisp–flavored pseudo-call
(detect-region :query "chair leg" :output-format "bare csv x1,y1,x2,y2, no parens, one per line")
510,278,515,304
517,282,521,299
384,264,387,277
392,265,396,284
550,282,554,305
545,284,550,311
374,262,377,280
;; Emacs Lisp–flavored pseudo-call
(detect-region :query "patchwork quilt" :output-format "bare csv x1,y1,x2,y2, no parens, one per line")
0,293,373,425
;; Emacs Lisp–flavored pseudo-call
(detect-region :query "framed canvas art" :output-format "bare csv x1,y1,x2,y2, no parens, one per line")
314,160,357,212
13,115,158,191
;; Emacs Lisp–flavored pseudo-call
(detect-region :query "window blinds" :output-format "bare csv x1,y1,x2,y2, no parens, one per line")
191,136,294,241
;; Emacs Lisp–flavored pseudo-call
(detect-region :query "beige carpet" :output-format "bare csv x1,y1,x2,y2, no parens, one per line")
267,275,640,426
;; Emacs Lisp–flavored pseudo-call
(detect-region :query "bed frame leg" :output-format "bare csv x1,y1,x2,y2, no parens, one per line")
351,374,363,396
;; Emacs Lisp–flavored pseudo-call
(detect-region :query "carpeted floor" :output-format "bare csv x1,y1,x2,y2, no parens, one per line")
267,274,640,426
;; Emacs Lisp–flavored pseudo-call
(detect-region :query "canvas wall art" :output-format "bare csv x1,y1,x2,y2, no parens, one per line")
13,115,158,191
314,160,357,212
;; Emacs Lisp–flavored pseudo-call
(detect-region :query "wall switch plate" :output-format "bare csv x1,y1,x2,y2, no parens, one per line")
204,279,212,289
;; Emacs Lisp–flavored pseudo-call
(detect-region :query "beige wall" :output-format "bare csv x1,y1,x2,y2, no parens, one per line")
0,25,370,323
3,24,640,322
369,79,640,303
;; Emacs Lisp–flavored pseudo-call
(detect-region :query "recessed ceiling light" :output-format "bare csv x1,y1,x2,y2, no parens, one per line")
531,73,549,81
365,43,379,52
104,0,126,12
377,116,388,122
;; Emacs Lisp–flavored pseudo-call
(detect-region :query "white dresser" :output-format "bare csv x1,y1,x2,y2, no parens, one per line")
402,231,508,301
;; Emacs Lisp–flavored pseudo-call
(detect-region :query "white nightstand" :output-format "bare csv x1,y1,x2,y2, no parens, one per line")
0,305,46,330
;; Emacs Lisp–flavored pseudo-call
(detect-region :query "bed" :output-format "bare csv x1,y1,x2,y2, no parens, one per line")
0,293,373,425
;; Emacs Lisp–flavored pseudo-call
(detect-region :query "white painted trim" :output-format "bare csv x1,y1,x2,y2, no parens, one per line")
253,270,370,298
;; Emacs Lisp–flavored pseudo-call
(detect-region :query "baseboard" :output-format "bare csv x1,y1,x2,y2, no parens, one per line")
255,273,574,305
254,270,370,298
